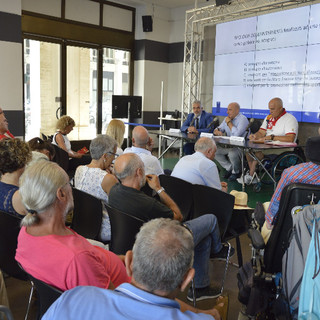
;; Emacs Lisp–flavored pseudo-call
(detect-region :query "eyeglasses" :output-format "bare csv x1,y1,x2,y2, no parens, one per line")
107,152,119,158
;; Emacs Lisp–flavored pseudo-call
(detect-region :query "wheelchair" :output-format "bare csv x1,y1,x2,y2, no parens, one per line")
251,146,305,192
238,183,320,319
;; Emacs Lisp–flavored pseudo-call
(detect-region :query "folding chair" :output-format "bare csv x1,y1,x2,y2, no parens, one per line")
71,188,104,242
191,185,235,294
106,205,144,255
159,174,194,221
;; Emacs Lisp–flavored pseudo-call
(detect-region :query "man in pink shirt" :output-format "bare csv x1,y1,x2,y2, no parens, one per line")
15,160,130,291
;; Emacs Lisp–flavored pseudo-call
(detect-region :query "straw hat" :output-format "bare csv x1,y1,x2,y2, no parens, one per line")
230,190,253,210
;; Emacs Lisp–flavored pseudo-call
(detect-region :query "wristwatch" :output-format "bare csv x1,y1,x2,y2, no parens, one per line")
157,187,165,195
270,134,275,140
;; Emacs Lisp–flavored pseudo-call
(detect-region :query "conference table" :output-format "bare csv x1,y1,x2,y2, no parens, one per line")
150,129,298,191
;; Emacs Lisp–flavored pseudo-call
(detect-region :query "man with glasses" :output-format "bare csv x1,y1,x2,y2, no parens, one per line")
0,107,14,140
124,125,164,175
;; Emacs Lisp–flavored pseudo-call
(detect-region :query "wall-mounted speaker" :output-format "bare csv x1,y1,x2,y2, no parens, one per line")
142,15,153,32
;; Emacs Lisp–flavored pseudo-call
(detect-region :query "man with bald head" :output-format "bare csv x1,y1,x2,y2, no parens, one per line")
172,137,227,192
214,102,248,181
124,125,164,175
109,152,232,302
242,97,298,184
0,108,14,140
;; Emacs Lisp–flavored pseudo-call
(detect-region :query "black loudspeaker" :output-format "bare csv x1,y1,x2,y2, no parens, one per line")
216,0,230,5
142,15,153,32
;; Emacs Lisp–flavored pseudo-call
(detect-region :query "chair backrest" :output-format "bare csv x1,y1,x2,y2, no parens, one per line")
106,205,144,255
0,210,27,281
192,184,235,240
24,271,62,318
71,188,103,241
159,174,194,221
52,144,69,172
264,183,320,273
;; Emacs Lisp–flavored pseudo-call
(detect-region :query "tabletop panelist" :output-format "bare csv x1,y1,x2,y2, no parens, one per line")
180,100,214,155
213,102,249,181
243,97,299,184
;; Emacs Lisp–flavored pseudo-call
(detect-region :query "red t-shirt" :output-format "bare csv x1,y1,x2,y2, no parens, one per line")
16,227,130,291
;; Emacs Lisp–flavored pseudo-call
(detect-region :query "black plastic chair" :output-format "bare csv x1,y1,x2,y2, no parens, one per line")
191,184,235,294
0,210,34,320
22,269,63,320
52,144,69,173
106,205,144,255
264,183,320,273
159,174,194,221
71,188,104,242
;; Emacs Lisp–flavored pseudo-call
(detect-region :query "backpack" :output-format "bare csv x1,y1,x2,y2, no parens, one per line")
298,213,320,319
282,204,320,319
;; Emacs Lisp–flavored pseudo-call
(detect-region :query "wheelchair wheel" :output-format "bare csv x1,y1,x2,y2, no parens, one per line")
258,156,276,185
271,152,304,182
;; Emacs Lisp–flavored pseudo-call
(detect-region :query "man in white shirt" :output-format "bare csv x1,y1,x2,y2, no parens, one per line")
243,97,298,184
124,125,164,176
172,137,228,192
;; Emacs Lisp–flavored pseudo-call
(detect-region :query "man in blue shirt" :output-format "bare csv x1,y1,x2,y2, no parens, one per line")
181,100,214,155
43,219,223,320
214,102,249,181
172,137,228,192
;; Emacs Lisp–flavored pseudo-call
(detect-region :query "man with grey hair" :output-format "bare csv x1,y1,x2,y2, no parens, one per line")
172,137,228,192
43,219,224,320
181,101,214,155
109,153,232,302
15,160,130,292
214,102,248,181
123,125,164,175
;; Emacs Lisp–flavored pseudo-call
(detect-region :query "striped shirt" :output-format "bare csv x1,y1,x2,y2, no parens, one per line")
266,162,320,225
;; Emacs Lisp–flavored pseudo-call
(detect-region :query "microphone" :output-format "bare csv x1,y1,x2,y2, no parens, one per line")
207,116,219,129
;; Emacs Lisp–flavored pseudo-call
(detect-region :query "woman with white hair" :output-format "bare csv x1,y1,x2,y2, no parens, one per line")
15,160,130,292
74,135,119,242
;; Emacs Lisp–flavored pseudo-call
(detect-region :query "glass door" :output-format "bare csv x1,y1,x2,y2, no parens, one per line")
24,39,61,141
102,48,130,132
66,46,98,140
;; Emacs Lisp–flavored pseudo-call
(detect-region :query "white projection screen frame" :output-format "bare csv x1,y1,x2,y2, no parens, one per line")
212,3,320,123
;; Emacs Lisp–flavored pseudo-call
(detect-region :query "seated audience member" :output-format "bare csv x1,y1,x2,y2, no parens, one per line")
242,97,298,184
180,100,214,155
0,139,31,217
106,119,125,155
15,160,130,291
0,107,14,140
43,219,225,320
52,115,83,159
172,137,228,192
109,153,234,301
74,135,119,242
214,102,248,181
28,137,55,164
124,125,164,175
261,136,320,241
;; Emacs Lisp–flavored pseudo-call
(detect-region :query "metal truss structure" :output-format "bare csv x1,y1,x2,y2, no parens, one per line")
181,0,320,118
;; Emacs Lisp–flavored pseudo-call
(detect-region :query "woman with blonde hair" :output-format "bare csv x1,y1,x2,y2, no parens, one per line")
106,119,125,155
52,115,83,159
